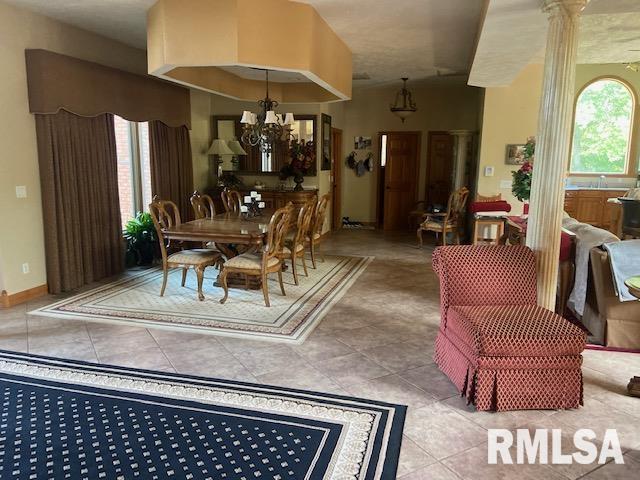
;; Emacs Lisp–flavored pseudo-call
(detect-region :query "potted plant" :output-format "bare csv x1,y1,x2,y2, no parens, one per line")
511,136,535,212
280,139,315,191
124,212,158,267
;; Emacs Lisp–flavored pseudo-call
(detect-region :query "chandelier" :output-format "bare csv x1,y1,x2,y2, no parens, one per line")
240,70,295,153
390,77,417,122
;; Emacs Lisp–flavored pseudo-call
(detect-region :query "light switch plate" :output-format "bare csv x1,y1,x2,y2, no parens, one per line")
15,186,27,198
484,166,494,177
500,180,512,189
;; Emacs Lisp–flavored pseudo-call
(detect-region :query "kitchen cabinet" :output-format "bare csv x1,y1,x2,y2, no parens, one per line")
564,189,627,231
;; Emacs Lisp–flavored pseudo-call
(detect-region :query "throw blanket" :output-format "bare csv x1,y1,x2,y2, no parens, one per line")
564,218,619,316
603,239,640,302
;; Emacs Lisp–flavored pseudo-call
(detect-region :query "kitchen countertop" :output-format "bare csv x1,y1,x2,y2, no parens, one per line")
565,186,631,191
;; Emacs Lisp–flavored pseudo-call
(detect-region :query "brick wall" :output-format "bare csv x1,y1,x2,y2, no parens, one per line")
114,116,133,228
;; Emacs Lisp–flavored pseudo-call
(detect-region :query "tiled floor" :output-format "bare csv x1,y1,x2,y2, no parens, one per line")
2,230,639,479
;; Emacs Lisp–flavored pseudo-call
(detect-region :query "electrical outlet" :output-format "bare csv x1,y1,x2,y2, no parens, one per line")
484,166,494,177
22,263,29,274
15,186,27,198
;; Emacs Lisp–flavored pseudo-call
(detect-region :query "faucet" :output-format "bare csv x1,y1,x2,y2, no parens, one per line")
598,175,607,189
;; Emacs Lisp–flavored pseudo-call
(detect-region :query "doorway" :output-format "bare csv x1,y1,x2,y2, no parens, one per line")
425,131,454,208
330,128,342,230
377,131,421,230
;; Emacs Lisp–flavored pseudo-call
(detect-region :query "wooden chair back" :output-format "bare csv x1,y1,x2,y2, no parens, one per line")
149,196,181,262
190,191,216,219
293,198,316,248
445,187,470,225
221,188,242,213
264,203,294,263
311,194,330,237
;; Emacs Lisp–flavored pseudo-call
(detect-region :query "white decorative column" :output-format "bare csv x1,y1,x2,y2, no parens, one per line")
449,130,475,191
526,0,587,309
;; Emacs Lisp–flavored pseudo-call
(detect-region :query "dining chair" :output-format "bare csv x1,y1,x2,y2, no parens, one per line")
219,203,294,307
417,186,469,247
308,194,330,269
190,191,221,252
190,190,216,219
149,196,223,301
221,188,242,214
276,198,315,285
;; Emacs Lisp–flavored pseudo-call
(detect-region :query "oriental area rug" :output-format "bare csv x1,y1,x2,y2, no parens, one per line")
29,255,372,343
0,350,405,479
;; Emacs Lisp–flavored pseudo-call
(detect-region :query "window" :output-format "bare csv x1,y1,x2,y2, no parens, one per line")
380,134,388,167
569,78,635,175
114,115,152,227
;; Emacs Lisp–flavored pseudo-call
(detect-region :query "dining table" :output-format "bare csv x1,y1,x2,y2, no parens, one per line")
162,210,274,289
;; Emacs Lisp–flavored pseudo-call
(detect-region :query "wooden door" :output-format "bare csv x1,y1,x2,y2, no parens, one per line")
382,132,420,231
330,128,342,230
426,132,454,207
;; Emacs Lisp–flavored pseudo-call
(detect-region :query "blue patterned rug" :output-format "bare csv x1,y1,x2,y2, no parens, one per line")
0,350,405,479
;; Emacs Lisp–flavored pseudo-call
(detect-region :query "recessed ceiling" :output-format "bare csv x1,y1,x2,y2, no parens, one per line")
217,67,308,83
3,0,485,87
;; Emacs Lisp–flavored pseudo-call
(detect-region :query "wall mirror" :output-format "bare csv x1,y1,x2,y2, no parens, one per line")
211,114,317,175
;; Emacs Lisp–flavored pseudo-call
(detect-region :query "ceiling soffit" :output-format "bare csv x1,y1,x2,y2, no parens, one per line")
147,0,352,102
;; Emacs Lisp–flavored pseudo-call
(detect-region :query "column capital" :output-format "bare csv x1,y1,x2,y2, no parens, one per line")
542,0,587,17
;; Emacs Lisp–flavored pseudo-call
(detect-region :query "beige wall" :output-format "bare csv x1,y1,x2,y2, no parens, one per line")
190,89,214,191
476,64,543,215
476,63,640,217
206,85,481,228
0,1,147,296
340,83,481,223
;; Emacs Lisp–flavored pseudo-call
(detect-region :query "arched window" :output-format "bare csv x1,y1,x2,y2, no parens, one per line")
570,78,635,175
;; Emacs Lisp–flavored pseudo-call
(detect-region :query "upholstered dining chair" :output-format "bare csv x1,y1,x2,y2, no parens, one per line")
221,188,242,214
308,194,330,268
219,203,294,307
417,186,469,247
190,190,216,219
149,196,223,301
276,198,315,285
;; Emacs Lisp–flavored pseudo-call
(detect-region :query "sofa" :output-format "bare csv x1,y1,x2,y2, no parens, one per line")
432,245,586,411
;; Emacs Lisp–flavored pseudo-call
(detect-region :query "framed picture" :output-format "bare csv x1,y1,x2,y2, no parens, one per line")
354,136,372,150
505,144,526,165
321,113,332,171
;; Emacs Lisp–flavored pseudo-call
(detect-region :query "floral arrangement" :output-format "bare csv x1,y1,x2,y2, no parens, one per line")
511,136,535,202
279,139,315,180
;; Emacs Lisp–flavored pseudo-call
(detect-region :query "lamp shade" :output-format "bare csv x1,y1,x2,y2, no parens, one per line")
207,138,234,155
227,139,247,155
284,113,295,125
265,110,278,124
240,110,254,124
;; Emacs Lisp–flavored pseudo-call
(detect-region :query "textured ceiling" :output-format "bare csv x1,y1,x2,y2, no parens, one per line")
7,0,639,90
4,0,484,87
469,0,640,87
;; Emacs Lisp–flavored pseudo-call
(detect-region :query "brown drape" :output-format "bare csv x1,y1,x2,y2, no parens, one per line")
36,110,124,294
26,49,191,128
149,121,194,220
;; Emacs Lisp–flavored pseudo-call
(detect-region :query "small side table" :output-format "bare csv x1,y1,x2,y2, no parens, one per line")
624,276,640,398
473,214,506,245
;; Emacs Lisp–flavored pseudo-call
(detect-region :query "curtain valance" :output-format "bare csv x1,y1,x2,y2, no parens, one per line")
26,49,191,128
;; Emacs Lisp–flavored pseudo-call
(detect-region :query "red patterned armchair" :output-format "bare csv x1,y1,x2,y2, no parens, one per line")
432,245,586,411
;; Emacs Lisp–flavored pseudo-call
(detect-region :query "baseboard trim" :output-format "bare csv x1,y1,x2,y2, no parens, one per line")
1,284,48,309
